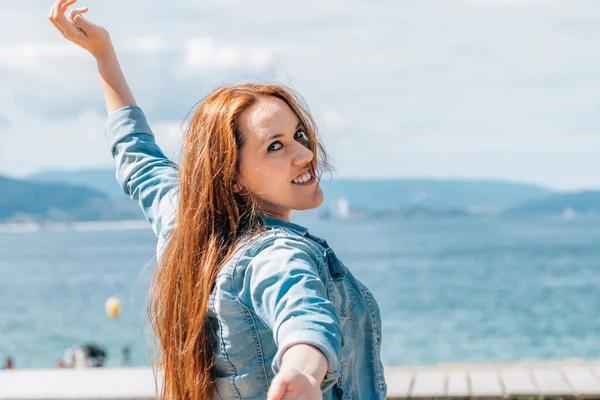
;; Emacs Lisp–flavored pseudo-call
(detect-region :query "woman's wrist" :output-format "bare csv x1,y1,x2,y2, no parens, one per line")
281,343,328,383
90,37,115,61
95,45,118,70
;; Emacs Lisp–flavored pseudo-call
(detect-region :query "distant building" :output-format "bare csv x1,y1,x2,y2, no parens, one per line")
330,198,350,219
562,208,577,220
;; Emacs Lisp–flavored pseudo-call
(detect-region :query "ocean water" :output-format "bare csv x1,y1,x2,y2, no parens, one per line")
1,214,600,369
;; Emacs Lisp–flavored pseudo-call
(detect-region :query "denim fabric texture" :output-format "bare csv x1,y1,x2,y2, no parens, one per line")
105,106,387,399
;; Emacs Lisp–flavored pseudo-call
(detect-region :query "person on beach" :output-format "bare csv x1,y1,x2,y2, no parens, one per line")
60,344,106,368
49,1,386,399
1,357,13,370
61,345,91,368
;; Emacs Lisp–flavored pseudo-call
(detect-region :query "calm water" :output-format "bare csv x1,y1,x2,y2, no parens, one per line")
1,215,600,369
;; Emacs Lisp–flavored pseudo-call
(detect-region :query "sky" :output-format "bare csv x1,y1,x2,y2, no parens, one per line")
0,0,598,190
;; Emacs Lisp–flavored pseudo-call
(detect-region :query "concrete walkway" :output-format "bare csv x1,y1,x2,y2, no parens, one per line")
2,361,600,399
0,367,158,400
385,360,600,398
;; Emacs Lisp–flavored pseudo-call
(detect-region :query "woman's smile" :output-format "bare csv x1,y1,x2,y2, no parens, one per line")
292,171,316,186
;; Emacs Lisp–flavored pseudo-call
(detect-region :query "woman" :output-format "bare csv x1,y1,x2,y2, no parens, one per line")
48,1,386,398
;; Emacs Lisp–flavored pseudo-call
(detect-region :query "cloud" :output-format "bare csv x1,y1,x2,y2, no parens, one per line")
461,0,570,6
123,36,167,55
120,35,275,72
0,42,84,73
0,0,599,189
181,37,274,72
0,110,112,176
320,110,347,133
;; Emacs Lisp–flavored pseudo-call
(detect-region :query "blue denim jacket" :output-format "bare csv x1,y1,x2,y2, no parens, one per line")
105,106,387,399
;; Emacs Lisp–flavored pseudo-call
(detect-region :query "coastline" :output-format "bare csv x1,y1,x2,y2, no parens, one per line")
0,219,150,234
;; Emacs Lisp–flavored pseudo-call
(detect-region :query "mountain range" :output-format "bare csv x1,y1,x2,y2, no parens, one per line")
0,173,141,223
0,168,596,223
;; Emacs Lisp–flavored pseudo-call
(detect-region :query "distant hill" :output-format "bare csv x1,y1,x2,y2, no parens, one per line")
29,168,126,199
319,178,554,212
0,175,143,223
7,167,597,221
504,191,600,216
28,168,555,213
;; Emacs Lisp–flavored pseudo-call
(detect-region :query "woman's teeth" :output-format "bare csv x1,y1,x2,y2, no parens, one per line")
293,171,312,184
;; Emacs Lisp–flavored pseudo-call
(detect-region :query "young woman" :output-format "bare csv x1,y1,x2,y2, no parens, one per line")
49,1,386,398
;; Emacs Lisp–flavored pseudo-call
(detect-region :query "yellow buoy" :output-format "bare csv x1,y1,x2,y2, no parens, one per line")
105,297,121,319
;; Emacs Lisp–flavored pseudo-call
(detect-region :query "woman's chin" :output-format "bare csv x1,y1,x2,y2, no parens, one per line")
259,188,324,214
295,192,325,211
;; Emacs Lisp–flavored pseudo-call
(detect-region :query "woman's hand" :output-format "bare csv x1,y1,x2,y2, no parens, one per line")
267,366,323,400
267,344,328,400
49,0,136,113
48,0,112,59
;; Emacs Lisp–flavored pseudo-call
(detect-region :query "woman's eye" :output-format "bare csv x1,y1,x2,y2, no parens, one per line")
267,130,308,152
294,129,309,142
268,141,283,152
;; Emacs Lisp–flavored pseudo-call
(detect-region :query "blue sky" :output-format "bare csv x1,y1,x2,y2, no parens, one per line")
0,0,598,190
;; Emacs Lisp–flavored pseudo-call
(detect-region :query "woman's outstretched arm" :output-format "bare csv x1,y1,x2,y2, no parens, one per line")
236,237,343,397
48,0,134,112
97,47,136,114
49,0,179,248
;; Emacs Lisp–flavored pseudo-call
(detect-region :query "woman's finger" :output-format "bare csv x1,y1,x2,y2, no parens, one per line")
50,0,77,25
49,0,82,38
61,0,78,13
49,0,70,28
68,8,92,36
266,377,288,400
266,386,285,400
67,7,88,24
48,0,60,22
49,0,69,20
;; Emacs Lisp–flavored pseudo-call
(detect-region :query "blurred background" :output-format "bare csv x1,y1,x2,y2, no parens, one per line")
0,0,599,370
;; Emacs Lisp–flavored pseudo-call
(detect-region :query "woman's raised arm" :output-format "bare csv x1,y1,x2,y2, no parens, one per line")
49,0,179,248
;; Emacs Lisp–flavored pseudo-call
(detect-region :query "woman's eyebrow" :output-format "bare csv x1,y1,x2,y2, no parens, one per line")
262,120,303,145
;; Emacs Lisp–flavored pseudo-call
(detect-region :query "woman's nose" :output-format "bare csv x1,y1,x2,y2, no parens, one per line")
292,141,314,166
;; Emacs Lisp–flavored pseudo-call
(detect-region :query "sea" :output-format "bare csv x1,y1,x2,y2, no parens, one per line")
1,214,600,369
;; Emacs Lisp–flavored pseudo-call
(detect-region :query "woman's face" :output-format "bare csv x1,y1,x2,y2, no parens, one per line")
236,96,324,221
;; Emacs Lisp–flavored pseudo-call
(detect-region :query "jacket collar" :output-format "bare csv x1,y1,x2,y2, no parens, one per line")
262,214,309,236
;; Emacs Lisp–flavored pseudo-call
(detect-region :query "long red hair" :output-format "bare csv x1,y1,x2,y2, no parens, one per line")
148,83,330,399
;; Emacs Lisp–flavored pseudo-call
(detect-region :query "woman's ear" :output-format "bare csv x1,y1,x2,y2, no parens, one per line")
232,181,241,193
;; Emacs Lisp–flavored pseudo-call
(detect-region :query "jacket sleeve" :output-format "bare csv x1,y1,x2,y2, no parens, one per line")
236,236,342,392
104,106,179,246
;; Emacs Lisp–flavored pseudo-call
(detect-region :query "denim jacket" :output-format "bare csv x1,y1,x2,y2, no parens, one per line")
105,106,387,399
